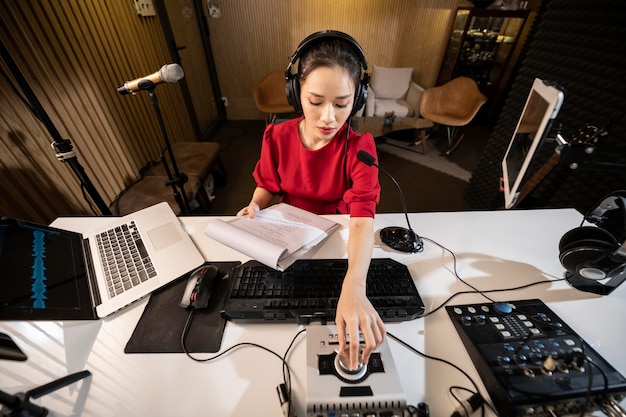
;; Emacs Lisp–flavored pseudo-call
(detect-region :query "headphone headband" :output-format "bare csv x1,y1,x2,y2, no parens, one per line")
286,30,369,74
586,193,626,227
285,30,369,116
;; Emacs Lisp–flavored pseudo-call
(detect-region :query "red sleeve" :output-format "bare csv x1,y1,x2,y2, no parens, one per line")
343,129,380,218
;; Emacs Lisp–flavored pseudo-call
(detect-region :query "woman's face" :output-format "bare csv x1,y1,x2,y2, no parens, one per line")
299,66,355,146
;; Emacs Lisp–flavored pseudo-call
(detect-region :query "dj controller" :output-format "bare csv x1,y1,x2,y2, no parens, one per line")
446,299,626,416
306,325,407,417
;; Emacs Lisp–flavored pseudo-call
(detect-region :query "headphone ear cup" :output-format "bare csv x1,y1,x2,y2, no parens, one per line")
559,226,617,252
559,226,618,275
285,74,301,113
351,80,367,117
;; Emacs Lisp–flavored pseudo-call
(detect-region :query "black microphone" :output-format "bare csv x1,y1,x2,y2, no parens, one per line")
357,150,423,253
117,64,184,95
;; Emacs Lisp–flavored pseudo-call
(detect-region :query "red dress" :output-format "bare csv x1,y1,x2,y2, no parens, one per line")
253,118,380,217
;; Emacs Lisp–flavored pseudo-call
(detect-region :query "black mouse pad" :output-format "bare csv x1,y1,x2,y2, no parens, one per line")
124,261,240,354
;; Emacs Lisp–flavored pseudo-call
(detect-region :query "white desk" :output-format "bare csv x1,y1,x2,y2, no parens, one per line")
2,210,625,416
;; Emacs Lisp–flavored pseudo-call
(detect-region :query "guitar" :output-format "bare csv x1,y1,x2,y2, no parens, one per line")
511,123,608,208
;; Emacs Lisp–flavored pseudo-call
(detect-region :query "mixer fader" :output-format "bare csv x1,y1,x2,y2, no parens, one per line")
446,299,626,416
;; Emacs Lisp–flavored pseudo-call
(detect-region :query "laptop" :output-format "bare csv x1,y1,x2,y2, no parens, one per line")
0,202,204,320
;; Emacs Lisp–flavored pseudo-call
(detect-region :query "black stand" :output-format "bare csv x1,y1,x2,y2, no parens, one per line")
0,370,91,417
146,87,190,214
565,269,626,296
0,39,111,216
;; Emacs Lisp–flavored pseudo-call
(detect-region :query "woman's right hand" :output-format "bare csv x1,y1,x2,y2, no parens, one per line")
237,201,260,218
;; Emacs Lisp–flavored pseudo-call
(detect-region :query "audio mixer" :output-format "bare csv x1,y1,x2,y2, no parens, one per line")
447,299,626,416
306,325,406,417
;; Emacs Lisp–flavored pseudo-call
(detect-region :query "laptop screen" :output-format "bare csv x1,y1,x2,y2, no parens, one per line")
0,217,97,320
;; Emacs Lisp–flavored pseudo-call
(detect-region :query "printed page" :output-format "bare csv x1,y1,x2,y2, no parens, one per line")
203,203,339,269
204,219,287,269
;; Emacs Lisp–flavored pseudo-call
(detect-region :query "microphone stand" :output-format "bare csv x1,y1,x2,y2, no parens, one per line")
356,150,423,253
0,39,111,216
0,370,91,417
377,164,424,253
144,84,190,214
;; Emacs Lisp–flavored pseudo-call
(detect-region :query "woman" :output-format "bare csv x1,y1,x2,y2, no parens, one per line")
238,31,384,370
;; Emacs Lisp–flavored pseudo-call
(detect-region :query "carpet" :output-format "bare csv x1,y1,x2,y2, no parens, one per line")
377,141,471,181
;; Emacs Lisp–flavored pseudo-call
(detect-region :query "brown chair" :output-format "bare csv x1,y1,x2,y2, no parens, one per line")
420,76,487,156
253,71,294,124
116,141,225,215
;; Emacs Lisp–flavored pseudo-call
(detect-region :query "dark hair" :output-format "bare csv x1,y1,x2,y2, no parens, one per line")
297,38,362,90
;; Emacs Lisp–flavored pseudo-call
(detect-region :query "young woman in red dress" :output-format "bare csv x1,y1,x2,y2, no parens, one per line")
238,31,383,371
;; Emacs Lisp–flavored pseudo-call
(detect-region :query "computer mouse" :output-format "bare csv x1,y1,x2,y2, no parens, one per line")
380,227,422,253
179,265,220,310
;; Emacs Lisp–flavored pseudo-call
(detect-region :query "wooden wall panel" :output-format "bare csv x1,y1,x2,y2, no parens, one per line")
0,1,196,223
1,0,535,223
205,0,469,119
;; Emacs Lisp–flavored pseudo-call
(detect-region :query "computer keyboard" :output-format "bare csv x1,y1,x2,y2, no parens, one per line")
95,221,156,299
221,258,425,323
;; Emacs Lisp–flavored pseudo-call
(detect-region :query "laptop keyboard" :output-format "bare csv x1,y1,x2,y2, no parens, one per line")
223,258,425,323
95,221,156,299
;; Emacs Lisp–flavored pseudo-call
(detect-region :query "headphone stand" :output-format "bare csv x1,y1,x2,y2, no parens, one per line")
565,270,626,295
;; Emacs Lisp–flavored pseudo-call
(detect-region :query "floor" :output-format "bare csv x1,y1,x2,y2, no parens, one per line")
200,119,493,215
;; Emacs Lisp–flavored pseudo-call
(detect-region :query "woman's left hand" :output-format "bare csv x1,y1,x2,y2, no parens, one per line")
335,277,386,371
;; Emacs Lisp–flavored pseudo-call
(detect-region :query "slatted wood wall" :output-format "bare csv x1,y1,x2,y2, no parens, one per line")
207,0,473,119
1,1,195,223
1,0,537,223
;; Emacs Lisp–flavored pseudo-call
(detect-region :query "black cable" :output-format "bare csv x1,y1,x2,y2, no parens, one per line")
422,236,495,303
282,328,306,417
180,311,305,416
388,332,480,396
388,332,499,417
418,235,565,318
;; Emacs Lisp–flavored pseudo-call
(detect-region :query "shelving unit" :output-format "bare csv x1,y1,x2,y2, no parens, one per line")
437,7,529,118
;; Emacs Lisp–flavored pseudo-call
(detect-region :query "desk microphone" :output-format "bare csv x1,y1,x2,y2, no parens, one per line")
117,63,184,95
357,150,423,253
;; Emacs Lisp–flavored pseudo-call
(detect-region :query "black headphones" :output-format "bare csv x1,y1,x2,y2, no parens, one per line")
285,30,369,117
559,191,626,295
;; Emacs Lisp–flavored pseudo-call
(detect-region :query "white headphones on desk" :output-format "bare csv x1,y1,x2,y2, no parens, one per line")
559,191,626,295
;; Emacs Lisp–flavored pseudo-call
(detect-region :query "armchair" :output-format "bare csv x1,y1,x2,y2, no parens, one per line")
362,66,424,118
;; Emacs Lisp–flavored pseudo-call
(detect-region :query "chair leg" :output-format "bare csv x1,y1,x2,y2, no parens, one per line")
444,131,466,156
441,126,466,156
266,113,278,125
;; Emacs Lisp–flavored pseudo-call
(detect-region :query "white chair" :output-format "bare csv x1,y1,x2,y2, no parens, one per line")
361,65,425,118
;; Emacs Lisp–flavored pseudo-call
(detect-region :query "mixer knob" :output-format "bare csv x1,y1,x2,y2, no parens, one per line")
516,354,528,363
462,315,472,326
498,355,512,366
475,314,486,325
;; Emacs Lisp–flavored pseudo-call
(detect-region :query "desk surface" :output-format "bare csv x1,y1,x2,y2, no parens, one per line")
2,209,625,416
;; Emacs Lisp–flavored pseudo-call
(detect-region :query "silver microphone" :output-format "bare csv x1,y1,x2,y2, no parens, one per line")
117,63,184,95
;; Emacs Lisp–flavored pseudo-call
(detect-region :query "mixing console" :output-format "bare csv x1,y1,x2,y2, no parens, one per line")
447,299,626,416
